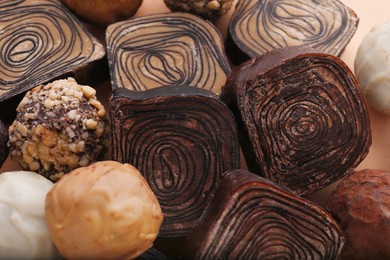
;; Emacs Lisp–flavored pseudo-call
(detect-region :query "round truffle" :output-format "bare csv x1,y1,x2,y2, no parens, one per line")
61,0,143,26
0,171,59,259
45,161,163,259
8,78,109,181
355,21,390,114
164,0,234,19
326,169,390,259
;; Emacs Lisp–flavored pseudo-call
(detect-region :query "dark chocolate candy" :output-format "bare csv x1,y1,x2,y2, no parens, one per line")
106,13,230,94
182,169,344,259
110,85,240,237
137,248,170,260
0,120,9,167
228,0,358,65
326,169,390,259
220,46,371,195
0,0,105,102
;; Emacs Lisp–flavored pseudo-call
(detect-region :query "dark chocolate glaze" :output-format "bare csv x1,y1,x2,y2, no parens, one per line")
110,85,240,237
220,46,371,196
182,169,344,259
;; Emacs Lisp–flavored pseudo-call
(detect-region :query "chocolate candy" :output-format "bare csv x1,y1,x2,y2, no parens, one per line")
106,13,230,94
0,120,9,167
183,169,344,259
164,0,234,20
221,46,371,195
109,85,240,237
228,0,358,64
0,0,105,102
326,169,390,259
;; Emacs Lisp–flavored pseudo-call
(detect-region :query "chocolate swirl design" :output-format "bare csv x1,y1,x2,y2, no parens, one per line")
229,0,358,61
221,46,371,196
0,0,105,101
183,170,344,259
106,13,230,94
110,86,240,237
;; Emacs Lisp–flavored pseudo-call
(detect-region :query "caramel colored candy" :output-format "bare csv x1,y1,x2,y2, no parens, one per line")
45,161,163,259
0,0,105,102
61,0,143,26
106,13,230,94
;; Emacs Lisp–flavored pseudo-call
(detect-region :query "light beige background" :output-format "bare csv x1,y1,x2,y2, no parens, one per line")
1,0,390,205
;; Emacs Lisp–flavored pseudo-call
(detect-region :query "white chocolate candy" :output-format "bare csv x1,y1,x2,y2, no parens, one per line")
355,21,390,114
0,171,59,259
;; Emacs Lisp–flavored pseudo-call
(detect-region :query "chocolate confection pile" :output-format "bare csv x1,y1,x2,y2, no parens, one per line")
0,0,388,259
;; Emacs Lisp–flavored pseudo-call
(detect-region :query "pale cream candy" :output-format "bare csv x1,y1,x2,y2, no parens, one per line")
45,161,163,259
0,171,59,259
355,21,390,114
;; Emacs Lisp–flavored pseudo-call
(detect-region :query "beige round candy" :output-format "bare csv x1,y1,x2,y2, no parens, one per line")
355,21,390,114
0,171,59,259
45,161,163,259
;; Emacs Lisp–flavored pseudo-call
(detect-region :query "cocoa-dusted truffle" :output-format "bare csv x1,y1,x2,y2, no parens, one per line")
326,169,390,259
45,161,163,260
8,78,109,181
164,0,234,19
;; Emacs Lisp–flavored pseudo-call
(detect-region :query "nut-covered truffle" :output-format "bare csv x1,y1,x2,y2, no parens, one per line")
355,21,390,115
0,171,59,259
8,78,109,181
164,0,234,19
45,161,163,260
326,169,390,259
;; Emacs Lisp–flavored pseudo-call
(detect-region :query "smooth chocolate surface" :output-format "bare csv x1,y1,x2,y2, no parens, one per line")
0,0,105,102
110,85,240,237
106,13,230,94
221,46,371,195
183,169,344,259
228,0,358,64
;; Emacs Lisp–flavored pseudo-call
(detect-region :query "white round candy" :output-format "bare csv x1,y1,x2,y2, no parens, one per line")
355,21,390,114
0,171,59,259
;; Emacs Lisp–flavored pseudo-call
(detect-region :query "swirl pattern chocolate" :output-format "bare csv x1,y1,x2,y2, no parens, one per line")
0,0,105,102
229,0,358,62
110,86,240,237
106,13,230,94
183,169,344,259
221,46,371,195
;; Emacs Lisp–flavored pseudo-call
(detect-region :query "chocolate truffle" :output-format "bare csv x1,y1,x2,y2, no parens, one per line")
355,21,390,114
0,171,59,259
164,0,234,20
106,12,230,94
110,86,240,237
326,169,390,259
0,0,105,102
220,46,371,195
45,161,163,260
0,120,9,167
8,78,109,181
61,0,143,26
228,0,358,64
183,169,344,259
